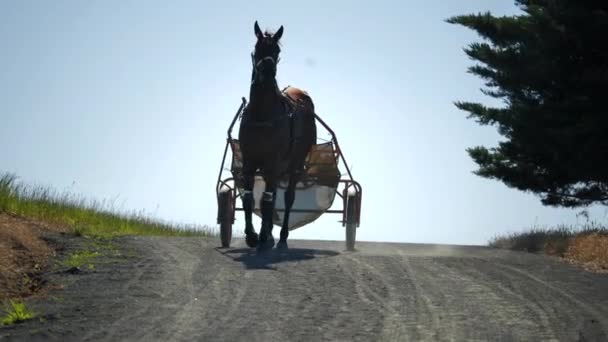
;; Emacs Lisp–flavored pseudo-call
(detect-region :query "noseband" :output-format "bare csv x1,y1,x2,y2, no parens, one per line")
251,54,280,83
252,53,279,68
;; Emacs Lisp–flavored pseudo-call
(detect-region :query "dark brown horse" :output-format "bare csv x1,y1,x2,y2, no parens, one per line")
238,21,317,251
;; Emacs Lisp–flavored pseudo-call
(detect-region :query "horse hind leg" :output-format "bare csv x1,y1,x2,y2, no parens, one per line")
277,172,297,250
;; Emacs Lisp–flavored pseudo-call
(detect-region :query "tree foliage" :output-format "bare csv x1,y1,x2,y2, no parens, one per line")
447,0,608,207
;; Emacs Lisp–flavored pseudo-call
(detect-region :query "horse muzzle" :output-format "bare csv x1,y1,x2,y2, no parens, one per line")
255,57,277,77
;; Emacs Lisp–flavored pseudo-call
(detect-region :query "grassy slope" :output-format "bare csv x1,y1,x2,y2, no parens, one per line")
0,173,214,238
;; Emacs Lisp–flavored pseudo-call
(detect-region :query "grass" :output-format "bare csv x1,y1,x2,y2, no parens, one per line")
489,222,608,271
57,238,123,271
62,250,100,270
1,299,36,326
0,172,215,238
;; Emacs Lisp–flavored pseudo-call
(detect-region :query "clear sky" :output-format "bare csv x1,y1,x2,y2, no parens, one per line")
1,0,605,245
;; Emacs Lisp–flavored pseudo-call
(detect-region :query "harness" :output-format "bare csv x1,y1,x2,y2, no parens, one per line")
241,87,299,130
240,87,305,172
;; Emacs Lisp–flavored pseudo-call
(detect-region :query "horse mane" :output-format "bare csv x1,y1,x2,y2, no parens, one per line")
262,30,282,47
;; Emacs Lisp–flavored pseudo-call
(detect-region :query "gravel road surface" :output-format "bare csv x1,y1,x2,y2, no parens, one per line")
2,236,607,341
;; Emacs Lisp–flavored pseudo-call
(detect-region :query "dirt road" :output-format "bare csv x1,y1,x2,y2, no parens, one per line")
2,236,608,341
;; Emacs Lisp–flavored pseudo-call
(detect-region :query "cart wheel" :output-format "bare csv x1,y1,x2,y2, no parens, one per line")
218,188,234,248
345,193,357,251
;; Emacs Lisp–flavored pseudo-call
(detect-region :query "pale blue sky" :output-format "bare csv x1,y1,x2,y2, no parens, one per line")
1,1,605,245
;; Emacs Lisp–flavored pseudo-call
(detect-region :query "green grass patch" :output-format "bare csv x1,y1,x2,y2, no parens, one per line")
62,250,100,270
58,237,125,271
0,172,216,238
84,238,120,255
1,299,36,326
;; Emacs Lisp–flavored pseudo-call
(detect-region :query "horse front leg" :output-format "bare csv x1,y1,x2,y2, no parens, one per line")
257,173,277,251
277,174,296,250
241,163,258,248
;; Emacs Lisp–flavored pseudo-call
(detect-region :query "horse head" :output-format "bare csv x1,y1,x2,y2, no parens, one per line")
251,21,283,84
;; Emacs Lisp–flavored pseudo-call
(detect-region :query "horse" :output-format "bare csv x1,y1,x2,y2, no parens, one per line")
238,21,317,251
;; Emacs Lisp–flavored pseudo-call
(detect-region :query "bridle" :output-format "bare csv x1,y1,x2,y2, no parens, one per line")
251,52,280,84
244,52,293,128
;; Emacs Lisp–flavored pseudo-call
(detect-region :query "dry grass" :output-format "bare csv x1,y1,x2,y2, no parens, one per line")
489,223,608,272
565,232,608,272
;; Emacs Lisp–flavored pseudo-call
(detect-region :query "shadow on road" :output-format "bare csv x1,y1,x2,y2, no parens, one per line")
216,247,340,270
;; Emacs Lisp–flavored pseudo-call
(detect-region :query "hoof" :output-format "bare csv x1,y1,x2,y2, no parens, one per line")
276,240,288,250
245,231,259,248
257,234,275,252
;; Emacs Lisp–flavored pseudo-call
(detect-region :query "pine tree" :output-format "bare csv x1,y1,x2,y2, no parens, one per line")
446,0,608,208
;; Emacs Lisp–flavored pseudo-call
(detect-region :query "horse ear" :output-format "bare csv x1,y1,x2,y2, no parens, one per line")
274,25,284,42
254,21,263,40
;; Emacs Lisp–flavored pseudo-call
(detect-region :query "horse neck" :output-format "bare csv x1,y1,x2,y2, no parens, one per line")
248,76,283,121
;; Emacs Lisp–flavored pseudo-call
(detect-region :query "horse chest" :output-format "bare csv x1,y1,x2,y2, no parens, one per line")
239,120,290,158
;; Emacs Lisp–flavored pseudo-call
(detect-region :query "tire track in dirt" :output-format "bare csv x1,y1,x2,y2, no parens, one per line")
413,255,608,341
454,258,560,340
337,255,388,311
216,248,354,342
204,269,249,335
412,256,563,341
396,252,445,341
206,267,282,341
160,240,254,342
85,257,159,341
340,253,423,341
337,251,449,341
162,239,206,342
494,262,608,341
291,252,377,342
